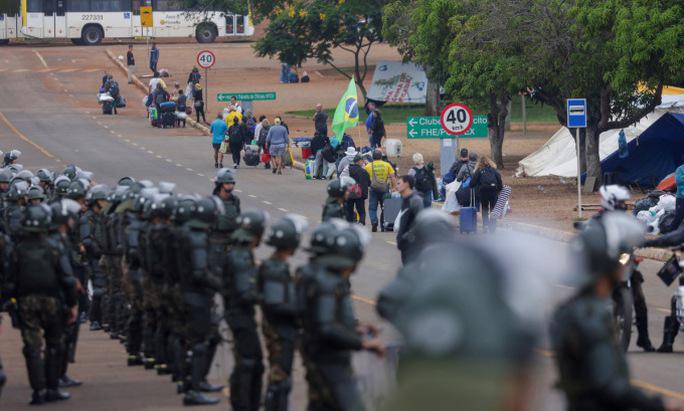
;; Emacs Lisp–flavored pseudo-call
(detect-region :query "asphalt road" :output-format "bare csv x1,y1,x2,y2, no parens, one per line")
2,44,684,410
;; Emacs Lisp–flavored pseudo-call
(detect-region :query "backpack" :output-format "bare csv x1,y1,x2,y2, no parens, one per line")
478,167,499,190
322,143,336,163
258,126,269,147
413,167,433,193
109,81,120,98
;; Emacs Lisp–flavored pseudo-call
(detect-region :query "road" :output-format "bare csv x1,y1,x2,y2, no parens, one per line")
1,44,684,410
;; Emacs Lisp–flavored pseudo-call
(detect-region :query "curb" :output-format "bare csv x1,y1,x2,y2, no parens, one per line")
505,220,675,263
104,49,210,136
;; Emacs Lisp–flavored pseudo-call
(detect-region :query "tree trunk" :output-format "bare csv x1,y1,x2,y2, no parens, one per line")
425,71,441,116
585,125,602,188
488,93,509,169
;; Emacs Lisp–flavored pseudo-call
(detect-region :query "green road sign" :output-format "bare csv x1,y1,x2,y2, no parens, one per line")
217,92,276,102
407,115,488,139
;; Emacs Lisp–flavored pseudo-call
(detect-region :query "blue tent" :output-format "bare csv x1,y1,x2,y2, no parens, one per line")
601,112,684,187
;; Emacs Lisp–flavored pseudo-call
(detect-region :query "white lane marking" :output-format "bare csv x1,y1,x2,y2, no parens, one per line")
117,134,124,138
186,168,194,172
165,159,172,163
63,89,68,93
33,50,49,68
197,173,205,177
147,150,154,154
124,138,131,143
175,163,183,167
278,208,288,212
262,200,272,205
68,94,74,98
103,125,108,129
109,130,116,134
91,116,97,120
131,142,138,147
234,189,242,193
13,69,29,73
156,155,163,159
386,240,397,246
248,194,257,198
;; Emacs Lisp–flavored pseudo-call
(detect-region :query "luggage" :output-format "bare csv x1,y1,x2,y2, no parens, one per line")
161,111,176,128
459,207,478,234
160,101,177,111
492,185,511,219
382,197,402,231
102,100,114,115
244,144,260,166
261,152,271,164
116,95,126,108
176,111,188,120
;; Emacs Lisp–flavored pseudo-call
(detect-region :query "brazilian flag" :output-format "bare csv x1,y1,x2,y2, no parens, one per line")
331,78,359,148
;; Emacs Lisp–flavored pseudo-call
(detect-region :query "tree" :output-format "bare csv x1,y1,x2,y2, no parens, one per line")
525,0,683,183
253,0,386,101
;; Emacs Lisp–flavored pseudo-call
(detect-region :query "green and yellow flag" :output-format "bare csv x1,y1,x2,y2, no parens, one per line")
331,78,359,148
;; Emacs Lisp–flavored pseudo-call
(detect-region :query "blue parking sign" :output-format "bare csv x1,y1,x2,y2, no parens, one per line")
566,98,587,128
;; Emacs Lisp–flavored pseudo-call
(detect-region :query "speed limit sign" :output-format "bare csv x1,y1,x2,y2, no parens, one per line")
196,50,216,69
440,103,473,135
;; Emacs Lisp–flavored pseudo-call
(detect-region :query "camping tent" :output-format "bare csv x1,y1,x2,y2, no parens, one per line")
600,113,684,187
517,89,684,177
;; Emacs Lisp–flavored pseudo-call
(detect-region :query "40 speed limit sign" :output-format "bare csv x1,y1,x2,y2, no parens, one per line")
440,102,474,135
196,50,216,69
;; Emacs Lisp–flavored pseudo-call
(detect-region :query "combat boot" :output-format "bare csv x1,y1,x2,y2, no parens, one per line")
59,375,83,388
182,390,220,406
44,389,71,402
144,357,156,370
198,380,224,393
636,320,655,352
29,390,46,405
127,354,144,366
657,316,679,353
90,321,103,331
156,364,172,375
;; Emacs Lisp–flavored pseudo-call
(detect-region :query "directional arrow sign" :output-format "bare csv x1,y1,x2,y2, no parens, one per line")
217,92,276,102
407,115,488,139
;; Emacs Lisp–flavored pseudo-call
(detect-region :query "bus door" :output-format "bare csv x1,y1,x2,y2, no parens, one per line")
42,0,66,37
23,0,46,37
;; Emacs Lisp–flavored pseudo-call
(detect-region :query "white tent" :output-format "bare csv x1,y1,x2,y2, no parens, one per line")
517,94,684,177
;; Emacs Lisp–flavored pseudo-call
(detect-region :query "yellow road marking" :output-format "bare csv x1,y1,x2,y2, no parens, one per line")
632,379,684,401
352,295,377,306
0,111,56,160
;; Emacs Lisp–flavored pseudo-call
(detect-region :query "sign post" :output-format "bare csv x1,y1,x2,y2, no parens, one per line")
567,98,588,219
196,50,216,113
438,103,475,176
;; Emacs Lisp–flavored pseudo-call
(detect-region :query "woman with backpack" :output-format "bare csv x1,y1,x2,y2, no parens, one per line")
408,153,439,208
470,155,503,232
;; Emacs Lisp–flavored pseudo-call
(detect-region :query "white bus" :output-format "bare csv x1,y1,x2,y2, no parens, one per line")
13,0,253,45
0,14,23,43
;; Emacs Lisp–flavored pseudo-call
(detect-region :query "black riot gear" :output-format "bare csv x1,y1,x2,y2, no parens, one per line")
118,176,135,186
22,204,52,232
326,179,346,198
27,186,45,202
232,209,267,244
265,216,303,250
36,169,53,184
316,227,364,270
54,176,71,198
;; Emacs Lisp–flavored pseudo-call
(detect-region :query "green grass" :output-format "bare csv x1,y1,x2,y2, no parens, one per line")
286,98,558,125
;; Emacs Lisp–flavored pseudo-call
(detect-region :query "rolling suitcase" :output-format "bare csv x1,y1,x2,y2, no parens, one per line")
459,189,477,234
161,111,176,128
382,196,402,231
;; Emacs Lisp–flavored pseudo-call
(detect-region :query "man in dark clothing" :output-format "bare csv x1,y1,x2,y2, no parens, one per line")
313,104,328,138
310,134,329,179
228,117,246,169
149,43,159,75
126,44,135,84
346,156,370,225
447,149,470,181
369,110,386,149
322,180,347,222
176,90,187,128
551,214,676,411
395,175,425,264
470,158,503,232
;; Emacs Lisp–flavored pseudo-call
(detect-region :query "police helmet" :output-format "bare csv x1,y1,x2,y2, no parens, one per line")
157,195,177,219
62,164,78,181
216,168,236,184
405,209,456,246
158,181,176,195
118,176,136,186
599,185,630,212
327,179,347,198
6,164,22,175
86,184,109,205
0,170,10,184
186,196,218,229
3,149,21,165
7,180,29,201
36,169,54,184
22,204,52,232
27,186,46,201
266,214,307,250
67,181,86,200
13,169,34,183
574,212,645,283
306,222,338,255
173,196,198,225
316,227,365,270
54,176,71,197
232,209,268,243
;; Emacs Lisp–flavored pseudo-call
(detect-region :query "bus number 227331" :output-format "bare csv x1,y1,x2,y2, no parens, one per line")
81,14,104,21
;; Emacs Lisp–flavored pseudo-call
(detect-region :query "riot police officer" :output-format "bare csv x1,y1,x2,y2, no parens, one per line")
27,186,46,205
4,180,29,236
322,179,348,222
223,209,267,411
49,198,86,389
259,215,306,411
6,204,78,404
301,227,384,411
102,185,128,340
67,181,89,323
174,196,222,406
0,220,11,398
82,185,109,331
551,213,677,411
36,169,55,200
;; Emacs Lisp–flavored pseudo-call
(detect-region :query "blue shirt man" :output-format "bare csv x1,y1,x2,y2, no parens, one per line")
149,43,159,74
211,114,228,168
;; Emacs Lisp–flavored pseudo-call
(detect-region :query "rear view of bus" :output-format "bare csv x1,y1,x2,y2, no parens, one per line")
12,0,252,45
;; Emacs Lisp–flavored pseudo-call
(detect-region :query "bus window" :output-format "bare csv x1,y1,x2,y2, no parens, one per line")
27,0,44,13
154,0,182,11
91,0,126,11
132,0,140,14
68,0,89,11
225,14,233,34
236,15,244,33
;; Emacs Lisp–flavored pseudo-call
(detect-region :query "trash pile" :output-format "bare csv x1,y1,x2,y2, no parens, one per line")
634,191,677,234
